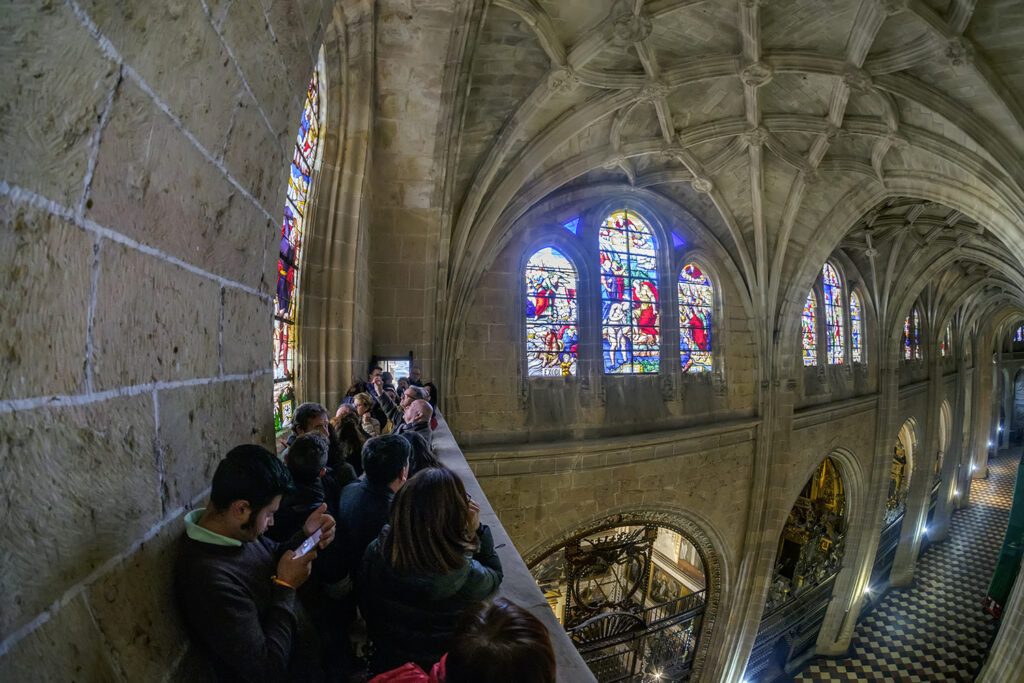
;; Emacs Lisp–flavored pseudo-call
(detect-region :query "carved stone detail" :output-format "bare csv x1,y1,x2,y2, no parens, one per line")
742,125,769,148
692,177,714,193
547,67,579,94
740,61,774,87
635,80,670,103
877,0,907,15
842,67,873,93
612,10,652,45
946,38,974,67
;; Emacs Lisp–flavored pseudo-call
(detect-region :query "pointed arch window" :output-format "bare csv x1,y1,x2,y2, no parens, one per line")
903,307,921,360
850,291,863,363
941,322,952,357
525,247,579,377
1014,325,1024,342
802,291,817,366
274,67,322,430
679,263,713,372
822,263,844,364
600,210,659,374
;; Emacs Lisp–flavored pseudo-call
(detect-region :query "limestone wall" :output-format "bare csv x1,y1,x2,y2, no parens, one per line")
0,1,332,679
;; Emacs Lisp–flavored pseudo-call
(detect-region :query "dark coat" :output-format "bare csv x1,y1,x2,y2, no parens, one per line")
318,478,394,584
356,524,503,673
397,427,437,476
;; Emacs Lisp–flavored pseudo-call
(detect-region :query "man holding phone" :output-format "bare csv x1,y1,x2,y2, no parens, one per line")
175,444,336,682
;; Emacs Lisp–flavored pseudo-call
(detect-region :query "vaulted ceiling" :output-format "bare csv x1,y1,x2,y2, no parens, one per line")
439,0,1024,355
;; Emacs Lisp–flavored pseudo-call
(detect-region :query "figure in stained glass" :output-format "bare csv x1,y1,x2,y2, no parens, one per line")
526,247,578,376
849,291,863,363
600,210,659,373
679,263,712,372
823,263,844,364
273,69,321,430
1015,325,1024,342
802,291,817,366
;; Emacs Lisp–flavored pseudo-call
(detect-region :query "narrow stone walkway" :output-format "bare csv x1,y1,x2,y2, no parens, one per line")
793,447,1020,682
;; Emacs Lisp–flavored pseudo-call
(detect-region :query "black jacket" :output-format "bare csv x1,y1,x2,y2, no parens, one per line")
325,479,394,583
356,524,503,673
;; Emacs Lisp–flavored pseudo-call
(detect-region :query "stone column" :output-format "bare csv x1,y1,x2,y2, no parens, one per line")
931,357,966,539
976,557,1024,683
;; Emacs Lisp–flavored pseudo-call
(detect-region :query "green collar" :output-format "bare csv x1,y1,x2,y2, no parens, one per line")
184,508,242,547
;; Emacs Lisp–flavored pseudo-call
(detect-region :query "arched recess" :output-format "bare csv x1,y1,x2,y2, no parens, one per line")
870,418,917,590
747,456,853,679
524,507,726,683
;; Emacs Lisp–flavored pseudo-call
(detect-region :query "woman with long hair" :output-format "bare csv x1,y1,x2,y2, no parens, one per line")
357,467,503,673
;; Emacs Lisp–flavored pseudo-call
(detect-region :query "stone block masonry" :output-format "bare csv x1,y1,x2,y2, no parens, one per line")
0,0,331,679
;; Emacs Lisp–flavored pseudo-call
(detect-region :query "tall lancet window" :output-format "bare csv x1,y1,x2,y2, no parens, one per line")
823,263,844,364
1014,325,1023,342
942,322,952,357
850,291,863,363
802,291,817,366
525,247,578,377
678,263,713,373
600,210,659,374
274,68,322,430
903,308,922,360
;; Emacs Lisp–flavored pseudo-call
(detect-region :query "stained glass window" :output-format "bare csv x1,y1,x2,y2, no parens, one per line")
526,248,579,376
850,291,863,363
802,291,817,366
1014,325,1024,342
905,313,913,360
274,68,321,430
600,210,659,373
562,217,581,235
913,308,921,359
941,322,951,357
679,263,712,372
822,263,844,364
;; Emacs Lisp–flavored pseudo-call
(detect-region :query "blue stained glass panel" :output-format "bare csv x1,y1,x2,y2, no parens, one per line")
562,217,581,235
679,263,712,372
823,263,844,364
671,231,686,249
850,291,863,363
274,69,321,430
600,210,660,374
526,247,578,376
802,291,816,366
1015,325,1024,342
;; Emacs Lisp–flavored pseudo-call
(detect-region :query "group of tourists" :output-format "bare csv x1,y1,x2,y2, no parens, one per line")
174,367,556,682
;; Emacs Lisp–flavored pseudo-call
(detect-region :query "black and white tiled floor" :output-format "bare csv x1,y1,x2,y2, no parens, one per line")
793,447,1021,683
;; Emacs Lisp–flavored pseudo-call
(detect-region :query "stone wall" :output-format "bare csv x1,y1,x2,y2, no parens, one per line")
0,1,332,679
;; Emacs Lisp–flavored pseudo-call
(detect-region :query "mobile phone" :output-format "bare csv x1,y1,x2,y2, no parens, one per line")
294,528,322,558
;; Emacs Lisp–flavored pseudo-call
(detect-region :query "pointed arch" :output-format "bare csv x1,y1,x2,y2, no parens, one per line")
941,321,952,357
679,262,713,373
273,60,324,430
525,247,579,377
600,209,660,374
822,262,845,364
903,307,922,360
802,291,817,366
850,290,864,364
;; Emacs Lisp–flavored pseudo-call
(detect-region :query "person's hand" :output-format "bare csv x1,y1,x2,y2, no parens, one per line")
276,549,315,589
467,496,481,535
303,503,336,548
372,376,384,393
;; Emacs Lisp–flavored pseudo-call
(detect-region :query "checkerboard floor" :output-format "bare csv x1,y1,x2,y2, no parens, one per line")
792,446,1021,683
